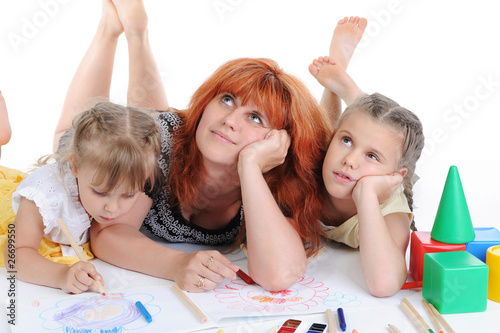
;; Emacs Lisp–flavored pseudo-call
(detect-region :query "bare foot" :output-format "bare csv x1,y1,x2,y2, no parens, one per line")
309,56,362,105
112,0,149,38
329,16,367,69
100,0,124,38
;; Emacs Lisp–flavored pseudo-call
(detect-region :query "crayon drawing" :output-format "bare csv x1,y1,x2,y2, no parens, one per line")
39,292,160,332
213,276,329,313
188,267,384,323
12,283,218,333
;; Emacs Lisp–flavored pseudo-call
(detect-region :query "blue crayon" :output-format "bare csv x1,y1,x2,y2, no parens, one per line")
135,301,152,323
337,307,346,331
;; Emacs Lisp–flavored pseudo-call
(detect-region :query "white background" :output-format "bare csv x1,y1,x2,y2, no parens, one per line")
1,0,500,233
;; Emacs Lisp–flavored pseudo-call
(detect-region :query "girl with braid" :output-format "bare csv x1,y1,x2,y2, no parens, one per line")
309,56,425,297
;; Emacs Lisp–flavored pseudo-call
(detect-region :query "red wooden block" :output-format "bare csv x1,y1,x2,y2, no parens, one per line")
409,231,466,281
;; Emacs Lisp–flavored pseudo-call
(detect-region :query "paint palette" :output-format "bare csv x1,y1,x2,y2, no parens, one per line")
276,319,328,333
277,319,302,332
306,323,327,333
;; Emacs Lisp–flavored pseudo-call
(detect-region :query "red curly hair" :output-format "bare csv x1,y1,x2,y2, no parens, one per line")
169,58,332,255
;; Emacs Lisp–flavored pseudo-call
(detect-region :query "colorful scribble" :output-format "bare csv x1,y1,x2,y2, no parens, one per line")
323,291,362,307
38,292,160,332
213,275,329,313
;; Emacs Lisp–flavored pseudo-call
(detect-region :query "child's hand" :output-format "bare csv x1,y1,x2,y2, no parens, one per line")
59,261,104,294
238,129,291,174
352,173,403,206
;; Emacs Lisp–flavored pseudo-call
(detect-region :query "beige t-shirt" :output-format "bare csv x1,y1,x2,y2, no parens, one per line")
322,185,412,248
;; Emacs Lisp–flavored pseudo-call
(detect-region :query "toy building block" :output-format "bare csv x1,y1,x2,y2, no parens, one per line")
431,166,475,244
466,227,500,262
409,231,465,282
487,245,500,302
423,251,488,314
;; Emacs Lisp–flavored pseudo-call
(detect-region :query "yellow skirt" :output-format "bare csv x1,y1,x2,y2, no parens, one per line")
0,165,94,267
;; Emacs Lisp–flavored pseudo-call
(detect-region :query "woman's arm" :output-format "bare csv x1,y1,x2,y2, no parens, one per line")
89,193,237,292
238,129,307,291
12,198,102,293
353,174,410,297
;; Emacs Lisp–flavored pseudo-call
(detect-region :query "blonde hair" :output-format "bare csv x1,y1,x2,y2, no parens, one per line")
54,102,163,195
337,93,424,229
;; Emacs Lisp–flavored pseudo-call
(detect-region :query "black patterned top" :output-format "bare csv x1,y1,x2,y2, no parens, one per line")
142,111,243,245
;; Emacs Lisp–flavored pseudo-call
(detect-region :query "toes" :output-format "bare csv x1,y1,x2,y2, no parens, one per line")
358,17,368,31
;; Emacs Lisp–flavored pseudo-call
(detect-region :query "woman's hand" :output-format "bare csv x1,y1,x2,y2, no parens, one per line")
172,250,239,292
59,261,104,294
352,173,403,206
238,129,291,174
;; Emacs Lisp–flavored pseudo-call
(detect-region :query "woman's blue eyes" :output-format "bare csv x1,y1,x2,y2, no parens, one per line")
221,95,234,106
249,113,262,124
221,94,263,125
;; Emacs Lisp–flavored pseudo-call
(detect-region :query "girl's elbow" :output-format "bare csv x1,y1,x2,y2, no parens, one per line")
252,260,307,292
367,274,406,297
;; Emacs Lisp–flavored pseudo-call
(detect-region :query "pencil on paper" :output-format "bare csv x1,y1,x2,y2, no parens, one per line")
56,218,105,295
172,284,208,324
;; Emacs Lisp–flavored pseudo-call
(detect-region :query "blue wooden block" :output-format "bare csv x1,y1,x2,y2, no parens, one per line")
466,227,500,262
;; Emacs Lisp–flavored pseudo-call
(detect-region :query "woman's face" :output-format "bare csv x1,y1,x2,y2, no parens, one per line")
195,93,272,168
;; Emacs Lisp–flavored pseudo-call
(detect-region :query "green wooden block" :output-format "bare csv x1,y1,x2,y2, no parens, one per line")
422,251,488,314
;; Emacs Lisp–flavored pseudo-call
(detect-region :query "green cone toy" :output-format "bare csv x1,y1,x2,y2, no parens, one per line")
431,165,475,244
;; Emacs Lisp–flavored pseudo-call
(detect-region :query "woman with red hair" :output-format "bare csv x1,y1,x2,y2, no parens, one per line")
54,0,331,292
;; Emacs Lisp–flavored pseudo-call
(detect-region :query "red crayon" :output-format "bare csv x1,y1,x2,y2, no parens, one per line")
236,269,255,284
401,281,423,290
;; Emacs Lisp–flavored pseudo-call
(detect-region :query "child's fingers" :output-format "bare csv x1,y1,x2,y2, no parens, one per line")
75,262,103,290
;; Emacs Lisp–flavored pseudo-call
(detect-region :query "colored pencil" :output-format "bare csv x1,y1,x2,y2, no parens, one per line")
428,302,455,333
326,308,338,333
400,300,428,333
388,324,402,333
422,300,443,333
402,298,434,332
172,284,208,324
56,218,105,295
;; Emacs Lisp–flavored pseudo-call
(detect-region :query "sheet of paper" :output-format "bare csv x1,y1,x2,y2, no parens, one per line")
10,282,217,333
188,263,383,324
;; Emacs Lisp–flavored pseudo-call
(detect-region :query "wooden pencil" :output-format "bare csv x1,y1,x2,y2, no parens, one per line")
400,301,428,333
428,302,455,333
422,299,443,333
56,218,105,295
326,308,338,333
388,324,402,333
172,284,209,324
402,298,433,332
